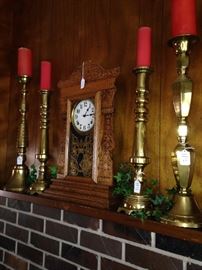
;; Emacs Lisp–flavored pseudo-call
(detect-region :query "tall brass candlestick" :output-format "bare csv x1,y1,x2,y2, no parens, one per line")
5,76,30,192
118,67,152,215
29,90,50,194
161,35,202,228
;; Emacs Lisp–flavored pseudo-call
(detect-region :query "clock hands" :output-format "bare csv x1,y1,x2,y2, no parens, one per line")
83,105,94,117
84,113,95,117
83,105,90,117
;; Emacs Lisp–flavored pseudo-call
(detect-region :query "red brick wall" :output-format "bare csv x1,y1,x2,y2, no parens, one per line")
0,197,201,270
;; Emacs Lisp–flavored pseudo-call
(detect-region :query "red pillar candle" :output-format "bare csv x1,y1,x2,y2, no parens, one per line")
171,0,197,37
40,61,51,90
17,47,32,77
136,26,152,67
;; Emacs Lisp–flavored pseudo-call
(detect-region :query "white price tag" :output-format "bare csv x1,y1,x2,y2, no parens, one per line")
134,179,141,194
17,156,23,165
177,149,190,166
80,77,85,89
80,62,85,89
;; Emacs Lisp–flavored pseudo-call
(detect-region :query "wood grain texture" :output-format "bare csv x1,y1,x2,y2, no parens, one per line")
1,0,202,208
0,0,14,181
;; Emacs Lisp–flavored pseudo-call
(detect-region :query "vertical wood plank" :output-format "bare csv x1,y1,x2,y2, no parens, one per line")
1,0,202,207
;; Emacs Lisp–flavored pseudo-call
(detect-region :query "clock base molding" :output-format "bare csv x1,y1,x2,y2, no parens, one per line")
40,178,119,209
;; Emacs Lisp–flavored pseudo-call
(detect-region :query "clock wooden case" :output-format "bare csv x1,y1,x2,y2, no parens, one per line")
42,61,120,209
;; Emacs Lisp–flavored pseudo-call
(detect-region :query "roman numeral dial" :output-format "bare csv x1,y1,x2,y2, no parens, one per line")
72,99,95,133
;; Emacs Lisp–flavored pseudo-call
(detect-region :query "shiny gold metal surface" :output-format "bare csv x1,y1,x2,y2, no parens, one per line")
161,194,202,228
161,35,202,228
29,90,50,194
118,67,152,214
117,194,150,215
5,76,30,192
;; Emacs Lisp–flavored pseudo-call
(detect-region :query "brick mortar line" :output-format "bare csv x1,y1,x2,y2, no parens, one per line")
0,231,28,246
152,246,202,266
98,219,103,232
0,204,31,216
2,218,200,267
5,198,8,207
77,227,81,245
97,254,101,270
122,241,125,261
2,220,38,244
43,247,145,270
3,250,45,270
61,209,64,221
2,204,202,267
1,249,5,267
2,228,201,269
28,261,44,270
2,249,44,270
151,232,155,248
83,227,201,265
2,223,75,245
185,257,202,267
42,250,92,269
183,260,187,270
0,262,13,270
1,204,62,224
30,202,33,213
3,220,6,234
98,253,147,270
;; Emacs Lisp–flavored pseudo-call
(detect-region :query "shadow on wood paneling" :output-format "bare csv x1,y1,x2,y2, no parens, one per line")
1,0,202,207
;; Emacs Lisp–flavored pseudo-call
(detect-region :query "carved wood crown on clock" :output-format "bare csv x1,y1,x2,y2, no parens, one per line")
42,62,120,209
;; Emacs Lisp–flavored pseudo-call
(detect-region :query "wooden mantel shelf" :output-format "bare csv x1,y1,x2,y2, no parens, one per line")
0,190,202,244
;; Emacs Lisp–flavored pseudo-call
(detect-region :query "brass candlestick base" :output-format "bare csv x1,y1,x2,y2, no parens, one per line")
28,90,50,194
29,154,49,195
118,67,152,215
5,75,31,192
161,35,202,228
6,165,29,192
161,194,202,228
118,194,150,215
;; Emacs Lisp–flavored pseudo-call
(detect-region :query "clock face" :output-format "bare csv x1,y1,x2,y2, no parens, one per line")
72,99,95,133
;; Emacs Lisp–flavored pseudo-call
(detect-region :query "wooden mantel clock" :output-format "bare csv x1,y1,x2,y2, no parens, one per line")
42,61,120,209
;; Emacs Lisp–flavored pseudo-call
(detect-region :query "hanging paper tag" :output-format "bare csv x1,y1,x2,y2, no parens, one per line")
17,156,23,165
80,62,85,89
177,149,190,166
80,78,85,89
134,179,141,194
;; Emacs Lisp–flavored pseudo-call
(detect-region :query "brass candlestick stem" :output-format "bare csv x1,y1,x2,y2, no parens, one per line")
161,35,202,228
5,76,30,192
118,67,152,215
29,90,50,194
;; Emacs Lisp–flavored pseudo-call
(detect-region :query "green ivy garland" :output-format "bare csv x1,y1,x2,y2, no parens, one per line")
113,163,176,221
26,164,57,186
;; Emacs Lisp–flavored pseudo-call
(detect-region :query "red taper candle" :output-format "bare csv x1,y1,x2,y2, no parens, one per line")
136,26,152,67
40,61,51,90
171,0,197,37
17,47,32,77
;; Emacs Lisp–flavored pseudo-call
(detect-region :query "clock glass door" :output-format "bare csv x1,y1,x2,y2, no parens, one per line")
68,98,95,177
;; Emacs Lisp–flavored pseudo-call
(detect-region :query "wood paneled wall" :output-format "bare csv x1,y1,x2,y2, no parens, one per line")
0,0,202,206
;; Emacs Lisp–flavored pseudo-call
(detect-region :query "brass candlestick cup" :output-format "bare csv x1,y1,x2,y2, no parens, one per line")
29,90,50,194
118,67,152,215
161,35,202,228
5,75,31,192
